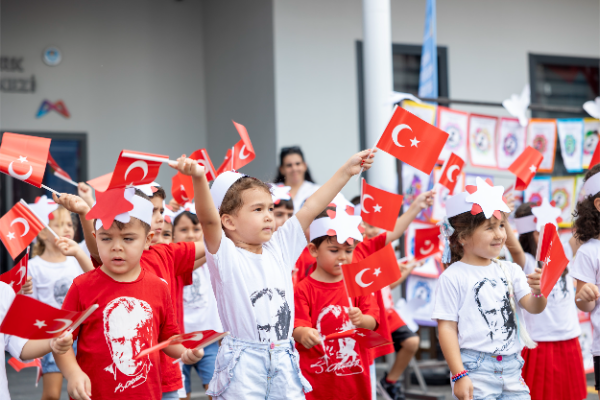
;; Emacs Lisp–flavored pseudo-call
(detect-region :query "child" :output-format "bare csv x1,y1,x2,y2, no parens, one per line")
174,210,223,399
570,164,600,397
432,179,547,400
55,188,204,400
272,186,294,231
293,206,380,399
512,202,586,400
171,149,375,399
27,198,92,400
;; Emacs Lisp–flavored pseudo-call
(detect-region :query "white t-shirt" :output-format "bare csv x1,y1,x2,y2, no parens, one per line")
292,181,320,214
183,265,223,333
206,216,306,342
28,256,84,308
432,260,530,355
569,239,600,356
522,253,580,342
0,281,29,400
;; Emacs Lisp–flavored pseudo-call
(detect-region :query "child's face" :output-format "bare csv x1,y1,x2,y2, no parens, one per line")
309,237,356,278
173,215,203,243
95,219,152,278
273,205,293,231
463,217,507,261
222,188,275,245
363,222,381,239
149,196,165,245
44,210,74,243
158,222,173,244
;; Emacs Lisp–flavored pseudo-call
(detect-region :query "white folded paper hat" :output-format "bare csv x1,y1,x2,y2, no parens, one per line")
445,177,511,220
210,171,244,210
582,173,600,198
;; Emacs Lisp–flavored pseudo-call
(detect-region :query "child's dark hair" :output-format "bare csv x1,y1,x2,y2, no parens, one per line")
515,203,537,256
573,164,600,243
173,211,199,228
446,211,507,265
274,146,315,183
220,177,272,217
150,187,166,200
350,196,360,206
93,189,151,234
274,198,294,210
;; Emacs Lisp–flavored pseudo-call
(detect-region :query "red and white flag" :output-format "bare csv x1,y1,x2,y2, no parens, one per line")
438,153,465,194
325,328,392,349
536,223,569,298
215,148,233,176
87,150,168,192
0,132,51,188
0,295,97,339
216,121,255,174
8,357,43,386
508,146,543,191
360,179,403,231
414,226,441,261
171,173,192,205
376,107,449,174
134,330,229,360
341,244,400,297
590,141,600,170
0,202,45,259
0,251,29,293
190,148,217,182
46,152,73,181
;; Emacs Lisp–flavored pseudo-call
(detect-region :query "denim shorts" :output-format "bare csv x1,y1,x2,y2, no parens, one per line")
181,341,219,393
206,335,312,400
41,340,77,375
161,390,179,399
452,349,530,400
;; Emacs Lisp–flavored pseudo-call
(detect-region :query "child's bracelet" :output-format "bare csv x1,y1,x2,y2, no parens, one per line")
531,292,544,298
451,370,469,383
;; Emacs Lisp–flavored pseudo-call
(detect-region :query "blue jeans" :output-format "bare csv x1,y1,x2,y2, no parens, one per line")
161,390,179,399
41,340,77,374
452,349,530,400
206,336,312,399
181,341,219,393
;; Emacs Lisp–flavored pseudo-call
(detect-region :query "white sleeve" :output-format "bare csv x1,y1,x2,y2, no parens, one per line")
5,334,28,361
205,232,237,283
270,216,307,270
0,283,27,360
431,272,460,322
570,249,599,284
510,262,531,302
523,253,537,275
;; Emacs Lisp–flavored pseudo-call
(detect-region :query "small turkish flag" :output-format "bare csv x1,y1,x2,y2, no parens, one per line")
0,252,29,293
360,179,403,231
0,132,51,188
171,173,192,205
46,152,73,181
590,141,600,169
190,148,217,182
508,146,543,191
414,226,441,261
376,107,449,174
0,202,45,259
536,223,569,298
134,330,229,360
341,244,400,297
215,148,233,176
87,150,168,192
215,121,255,175
0,295,96,339
438,153,465,194
325,328,392,349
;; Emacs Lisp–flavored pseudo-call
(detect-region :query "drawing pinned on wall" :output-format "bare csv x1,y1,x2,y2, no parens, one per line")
550,177,576,227
527,119,557,173
497,117,526,170
468,114,498,168
557,119,584,173
524,177,551,206
437,107,468,163
582,118,599,169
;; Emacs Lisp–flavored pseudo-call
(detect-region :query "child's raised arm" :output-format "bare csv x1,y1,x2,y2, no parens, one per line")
55,237,94,273
169,156,222,254
296,149,376,231
385,190,434,246
53,193,99,263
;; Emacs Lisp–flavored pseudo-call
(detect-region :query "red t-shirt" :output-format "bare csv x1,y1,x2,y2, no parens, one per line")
62,268,180,400
294,275,380,400
353,233,395,359
293,247,316,285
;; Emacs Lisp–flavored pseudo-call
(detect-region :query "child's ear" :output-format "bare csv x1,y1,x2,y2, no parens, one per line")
221,214,236,232
307,242,319,258
594,198,600,213
146,231,154,247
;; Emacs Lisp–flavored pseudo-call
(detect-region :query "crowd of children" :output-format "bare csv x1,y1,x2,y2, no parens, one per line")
0,145,598,400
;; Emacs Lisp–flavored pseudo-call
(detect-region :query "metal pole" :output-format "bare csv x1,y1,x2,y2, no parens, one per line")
403,96,585,114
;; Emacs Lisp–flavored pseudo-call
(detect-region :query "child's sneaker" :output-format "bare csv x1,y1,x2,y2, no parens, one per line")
377,372,405,400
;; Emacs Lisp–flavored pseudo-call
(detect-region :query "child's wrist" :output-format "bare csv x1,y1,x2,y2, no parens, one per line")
451,370,469,383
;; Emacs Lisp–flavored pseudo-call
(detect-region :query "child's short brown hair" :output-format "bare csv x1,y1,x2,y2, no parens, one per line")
274,198,294,211
515,203,537,256
150,187,166,200
219,177,272,216
573,164,600,243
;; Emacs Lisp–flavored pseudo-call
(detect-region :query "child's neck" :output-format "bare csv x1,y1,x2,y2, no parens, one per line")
101,264,142,283
311,264,344,283
460,252,493,267
227,231,264,255
40,245,67,263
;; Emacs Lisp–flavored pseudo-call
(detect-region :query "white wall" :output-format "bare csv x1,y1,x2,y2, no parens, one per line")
274,0,600,196
0,0,207,185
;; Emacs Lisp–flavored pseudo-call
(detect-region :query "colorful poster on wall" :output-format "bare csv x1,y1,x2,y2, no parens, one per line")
550,177,576,227
431,167,464,222
583,118,600,169
524,177,551,206
437,107,469,163
401,100,436,125
405,275,438,327
527,119,557,173
497,117,526,170
468,114,498,168
402,163,433,221
557,119,584,173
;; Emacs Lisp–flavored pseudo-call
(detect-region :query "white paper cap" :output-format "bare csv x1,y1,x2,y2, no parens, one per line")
95,188,154,230
515,215,537,234
583,173,600,198
309,203,363,244
135,182,160,197
27,195,59,226
445,192,471,218
210,171,244,210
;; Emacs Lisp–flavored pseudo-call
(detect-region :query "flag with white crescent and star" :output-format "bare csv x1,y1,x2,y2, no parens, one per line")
341,244,400,297
216,121,256,175
0,295,94,339
360,179,403,231
0,251,29,293
508,146,543,191
87,150,168,192
0,132,51,188
0,202,44,259
376,107,449,174
536,223,569,298
438,152,465,194
413,226,441,261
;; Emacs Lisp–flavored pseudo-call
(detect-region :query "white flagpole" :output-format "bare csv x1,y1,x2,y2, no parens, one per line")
341,264,354,309
231,146,235,171
53,172,78,187
66,304,99,334
19,199,59,238
41,184,61,196
121,152,177,164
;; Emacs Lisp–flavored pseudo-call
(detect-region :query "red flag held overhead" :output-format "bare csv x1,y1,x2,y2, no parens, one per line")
360,179,403,231
231,121,255,170
190,148,217,182
413,226,441,260
508,146,543,191
0,202,45,259
171,173,192,205
590,141,600,169
536,223,569,298
0,132,51,188
341,244,400,297
438,152,465,193
215,148,233,176
0,251,29,293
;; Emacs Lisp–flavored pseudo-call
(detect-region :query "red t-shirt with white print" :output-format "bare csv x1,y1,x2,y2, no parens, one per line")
294,275,380,400
62,267,180,400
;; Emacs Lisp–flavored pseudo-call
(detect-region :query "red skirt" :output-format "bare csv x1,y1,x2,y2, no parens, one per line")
521,337,587,400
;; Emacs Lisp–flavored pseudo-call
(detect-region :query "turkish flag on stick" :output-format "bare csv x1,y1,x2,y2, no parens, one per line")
0,295,98,339
414,226,441,261
0,250,29,293
172,149,219,205
508,146,543,191
215,148,233,176
190,149,217,182
535,223,569,298
216,121,256,175
47,152,77,186
0,132,51,188
360,179,403,231
376,107,449,174
325,328,392,349
0,202,45,259
171,173,192,205
87,150,168,192
590,141,600,169
134,330,230,360
438,153,465,194
341,244,400,297
8,357,43,386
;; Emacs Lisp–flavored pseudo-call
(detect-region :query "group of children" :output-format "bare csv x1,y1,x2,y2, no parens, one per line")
1,148,600,400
